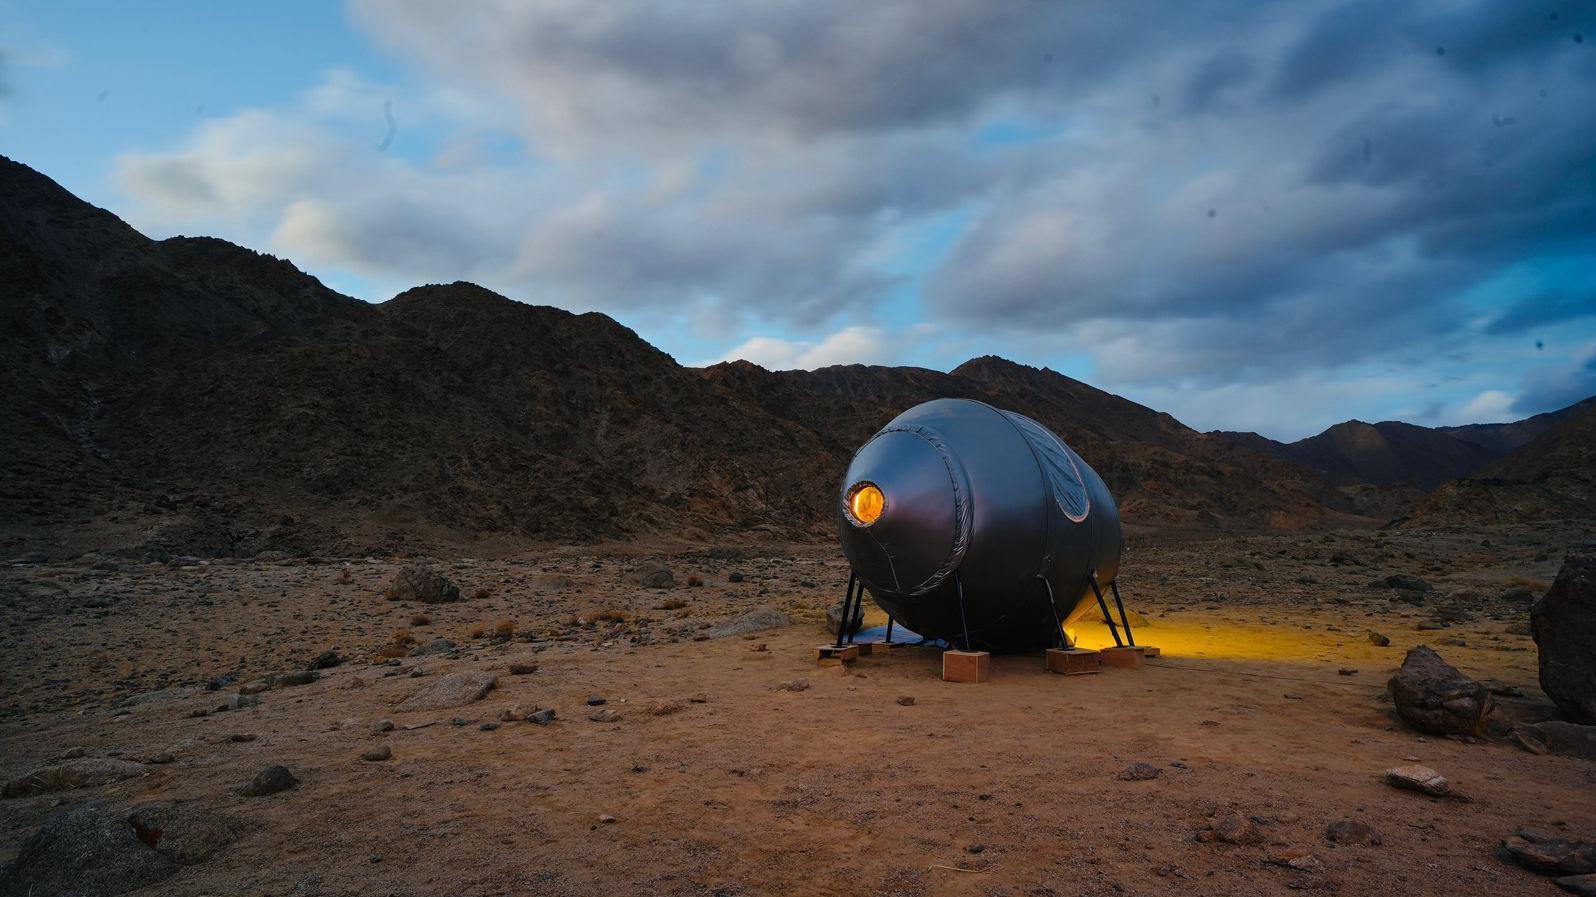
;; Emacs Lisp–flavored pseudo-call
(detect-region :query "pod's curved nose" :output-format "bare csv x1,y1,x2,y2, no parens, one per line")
837,427,971,596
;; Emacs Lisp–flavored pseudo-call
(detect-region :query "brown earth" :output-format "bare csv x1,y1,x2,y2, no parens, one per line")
3,522,1593,896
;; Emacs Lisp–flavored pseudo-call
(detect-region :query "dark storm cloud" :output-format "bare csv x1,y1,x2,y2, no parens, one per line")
121,0,1596,413
1486,292,1596,335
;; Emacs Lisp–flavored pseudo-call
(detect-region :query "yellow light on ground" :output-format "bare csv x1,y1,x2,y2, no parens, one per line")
847,482,885,526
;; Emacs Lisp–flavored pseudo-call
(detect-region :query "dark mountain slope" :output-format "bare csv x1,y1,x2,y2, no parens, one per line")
1214,397,1595,492
1415,404,1596,523
2,155,1384,557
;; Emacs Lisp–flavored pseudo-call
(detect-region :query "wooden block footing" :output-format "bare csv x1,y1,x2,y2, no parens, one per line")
1046,647,1101,675
1100,645,1147,669
815,644,859,666
942,649,991,683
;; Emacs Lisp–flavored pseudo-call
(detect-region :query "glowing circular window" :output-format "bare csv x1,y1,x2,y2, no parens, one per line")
845,482,885,527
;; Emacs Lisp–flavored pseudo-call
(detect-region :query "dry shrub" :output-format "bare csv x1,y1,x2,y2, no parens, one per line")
646,700,687,716
655,598,687,611
471,588,491,601
410,612,432,626
592,609,629,623
686,575,703,588
1507,576,1551,593
375,627,416,660
494,619,515,638
469,624,486,639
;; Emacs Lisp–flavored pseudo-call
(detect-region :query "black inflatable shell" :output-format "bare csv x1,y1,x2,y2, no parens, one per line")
836,398,1123,653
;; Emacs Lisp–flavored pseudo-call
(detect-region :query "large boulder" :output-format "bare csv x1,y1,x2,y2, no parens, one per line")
126,802,239,865
636,564,675,589
383,562,461,604
394,671,497,712
1388,646,1493,737
1515,721,1596,761
826,601,864,637
0,802,178,897
1532,556,1596,723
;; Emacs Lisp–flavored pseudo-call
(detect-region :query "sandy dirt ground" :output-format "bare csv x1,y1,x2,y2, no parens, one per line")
1,523,1593,896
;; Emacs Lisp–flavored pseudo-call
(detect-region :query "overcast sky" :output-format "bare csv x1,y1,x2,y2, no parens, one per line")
4,1,1593,439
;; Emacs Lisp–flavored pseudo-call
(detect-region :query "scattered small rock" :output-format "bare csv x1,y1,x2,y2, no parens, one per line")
308,650,344,670
896,696,916,706
360,745,392,762
1197,813,1257,845
1120,762,1162,781
507,661,539,675
239,765,298,797
528,708,556,725
1326,820,1379,845
1384,764,1461,799
1367,631,1391,647
589,708,621,723
777,679,810,692
1371,574,1433,593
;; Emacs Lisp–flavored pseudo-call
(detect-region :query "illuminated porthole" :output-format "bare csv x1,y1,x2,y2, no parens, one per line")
845,482,885,527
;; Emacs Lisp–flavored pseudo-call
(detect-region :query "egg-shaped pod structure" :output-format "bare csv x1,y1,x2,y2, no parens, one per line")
835,398,1128,653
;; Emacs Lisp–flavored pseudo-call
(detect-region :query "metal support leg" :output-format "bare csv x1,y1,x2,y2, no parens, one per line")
1089,572,1123,647
1109,579,1136,648
1038,575,1068,649
884,616,895,645
834,570,857,649
954,571,973,652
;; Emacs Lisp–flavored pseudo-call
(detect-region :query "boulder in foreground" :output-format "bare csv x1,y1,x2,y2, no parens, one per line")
1388,645,1493,737
1532,556,1596,723
1514,721,1596,760
1501,828,1596,876
0,802,178,897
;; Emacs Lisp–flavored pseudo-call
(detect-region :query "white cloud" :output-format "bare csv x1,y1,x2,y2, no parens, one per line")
1456,390,1517,423
711,326,892,370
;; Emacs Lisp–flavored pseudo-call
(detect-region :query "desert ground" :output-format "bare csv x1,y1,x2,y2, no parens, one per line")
2,523,1593,897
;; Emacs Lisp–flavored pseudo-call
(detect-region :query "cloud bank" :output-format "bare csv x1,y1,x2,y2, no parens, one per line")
111,0,1596,437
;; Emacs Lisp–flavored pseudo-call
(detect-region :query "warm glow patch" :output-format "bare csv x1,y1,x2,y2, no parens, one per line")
847,482,885,526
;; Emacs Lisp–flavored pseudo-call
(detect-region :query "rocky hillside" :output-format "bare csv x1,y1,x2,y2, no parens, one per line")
0,156,1434,558
1216,399,1594,491
1414,403,1596,524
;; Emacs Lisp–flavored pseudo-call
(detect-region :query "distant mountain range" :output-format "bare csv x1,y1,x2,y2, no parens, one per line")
1,155,1589,557
1214,398,1595,492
